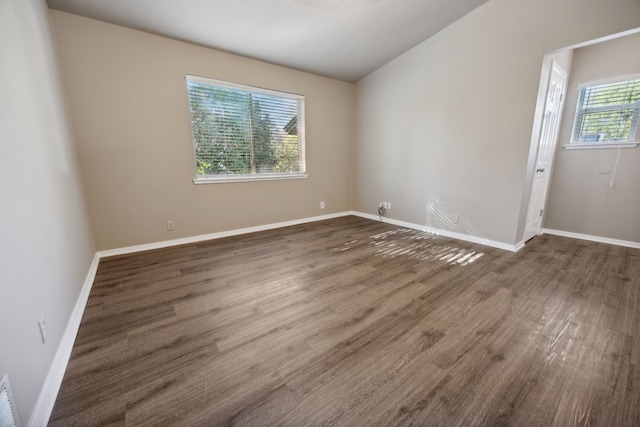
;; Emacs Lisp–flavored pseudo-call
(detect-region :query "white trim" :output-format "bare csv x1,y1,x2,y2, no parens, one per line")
28,254,101,427
564,142,638,150
549,28,640,53
100,211,526,257
576,73,640,90
193,173,308,185
185,74,305,99
513,240,526,252
98,212,352,258
541,228,640,249
351,211,522,252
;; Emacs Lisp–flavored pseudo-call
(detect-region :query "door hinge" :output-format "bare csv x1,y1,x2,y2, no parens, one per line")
539,209,544,217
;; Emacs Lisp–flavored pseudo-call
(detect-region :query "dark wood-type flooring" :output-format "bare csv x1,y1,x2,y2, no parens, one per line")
50,216,640,426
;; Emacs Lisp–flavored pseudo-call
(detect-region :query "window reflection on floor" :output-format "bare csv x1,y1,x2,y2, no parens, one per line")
335,228,484,266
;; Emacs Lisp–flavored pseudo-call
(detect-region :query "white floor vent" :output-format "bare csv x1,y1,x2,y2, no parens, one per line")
0,375,20,427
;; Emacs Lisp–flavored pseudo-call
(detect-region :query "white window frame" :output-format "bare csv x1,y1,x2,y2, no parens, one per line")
566,75,640,150
185,75,307,184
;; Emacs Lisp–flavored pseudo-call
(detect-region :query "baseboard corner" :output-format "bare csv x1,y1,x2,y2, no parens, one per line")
513,240,526,252
351,211,518,252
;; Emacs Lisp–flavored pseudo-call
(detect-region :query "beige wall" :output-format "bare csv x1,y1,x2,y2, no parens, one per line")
0,0,95,423
545,32,640,243
354,0,640,246
50,11,356,251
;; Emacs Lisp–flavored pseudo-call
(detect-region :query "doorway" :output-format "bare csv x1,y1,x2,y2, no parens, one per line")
523,61,568,242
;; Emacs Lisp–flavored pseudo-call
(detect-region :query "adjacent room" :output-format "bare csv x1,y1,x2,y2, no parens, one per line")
1,0,639,425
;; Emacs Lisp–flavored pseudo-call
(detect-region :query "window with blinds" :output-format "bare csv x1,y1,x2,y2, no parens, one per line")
186,75,306,182
571,78,640,145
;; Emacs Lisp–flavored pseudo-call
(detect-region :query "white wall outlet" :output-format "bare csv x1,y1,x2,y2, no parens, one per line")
166,220,175,231
38,317,47,344
320,201,325,209
387,202,392,210
451,214,459,224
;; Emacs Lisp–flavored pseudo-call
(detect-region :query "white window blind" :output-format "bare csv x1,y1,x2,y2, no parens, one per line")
571,78,640,144
186,75,306,182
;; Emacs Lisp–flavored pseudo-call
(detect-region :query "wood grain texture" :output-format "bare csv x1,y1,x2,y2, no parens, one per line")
49,216,640,426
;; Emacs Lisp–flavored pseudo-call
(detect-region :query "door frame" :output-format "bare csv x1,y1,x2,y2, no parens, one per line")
522,59,569,243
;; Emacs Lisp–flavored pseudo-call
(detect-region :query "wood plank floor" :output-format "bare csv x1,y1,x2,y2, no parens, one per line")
50,216,640,426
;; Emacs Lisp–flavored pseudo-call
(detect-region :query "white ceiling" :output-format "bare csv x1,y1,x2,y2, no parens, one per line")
46,0,489,82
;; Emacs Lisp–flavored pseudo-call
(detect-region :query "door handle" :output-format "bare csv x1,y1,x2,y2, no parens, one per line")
536,168,545,173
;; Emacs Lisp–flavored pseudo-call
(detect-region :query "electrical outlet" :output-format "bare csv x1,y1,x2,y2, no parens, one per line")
38,317,47,344
451,214,459,224
387,202,392,210
320,201,325,209
166,220,175,231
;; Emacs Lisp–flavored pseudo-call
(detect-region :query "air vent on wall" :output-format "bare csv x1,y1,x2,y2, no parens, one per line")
0,375,20,427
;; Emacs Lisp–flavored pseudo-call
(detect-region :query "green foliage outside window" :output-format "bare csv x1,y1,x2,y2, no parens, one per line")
573,79,640,143
187,78,303,177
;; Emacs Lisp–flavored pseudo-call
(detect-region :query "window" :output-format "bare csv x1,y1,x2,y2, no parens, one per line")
186,75,306,183
570,77,640,147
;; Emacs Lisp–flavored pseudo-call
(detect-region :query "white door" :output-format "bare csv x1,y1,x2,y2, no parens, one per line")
524,61,567,242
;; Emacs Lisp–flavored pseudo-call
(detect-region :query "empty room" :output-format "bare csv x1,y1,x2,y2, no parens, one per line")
1,0,640,426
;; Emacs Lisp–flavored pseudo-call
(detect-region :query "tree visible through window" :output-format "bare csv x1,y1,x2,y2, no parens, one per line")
186,76,305,180
571,78,640,144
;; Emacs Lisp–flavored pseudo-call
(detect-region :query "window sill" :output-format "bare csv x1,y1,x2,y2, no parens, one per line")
193,172,308,184
564,142,638,150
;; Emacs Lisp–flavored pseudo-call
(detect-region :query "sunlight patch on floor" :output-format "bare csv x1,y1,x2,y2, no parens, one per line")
335,228,484,266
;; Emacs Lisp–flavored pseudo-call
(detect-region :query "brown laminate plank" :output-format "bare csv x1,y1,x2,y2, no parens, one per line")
50,216,640,426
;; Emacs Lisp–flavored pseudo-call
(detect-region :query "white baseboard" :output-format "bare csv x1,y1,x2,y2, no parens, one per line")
34,215,638,426
541,228,640,249
28,253,100,427
98,211,352,258
351,211,522,252
32,210,527,425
